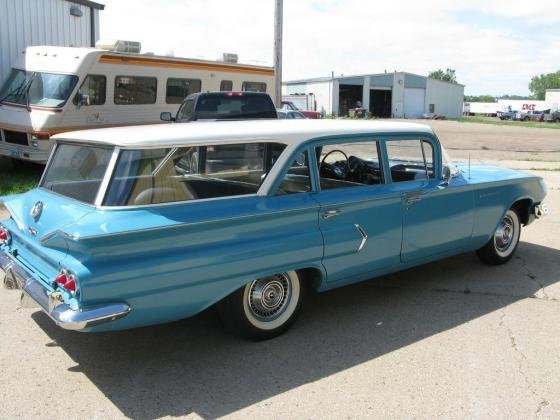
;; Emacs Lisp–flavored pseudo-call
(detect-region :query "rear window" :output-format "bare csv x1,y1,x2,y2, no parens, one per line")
188,94,277,121
103,142,287,206
41,144,113,204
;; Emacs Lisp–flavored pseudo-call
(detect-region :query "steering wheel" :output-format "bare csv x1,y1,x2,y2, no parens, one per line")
320,149,350,180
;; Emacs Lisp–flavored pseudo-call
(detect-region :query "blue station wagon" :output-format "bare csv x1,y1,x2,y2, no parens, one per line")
0,120,548,339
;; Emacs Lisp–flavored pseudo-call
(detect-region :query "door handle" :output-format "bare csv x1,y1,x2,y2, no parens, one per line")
322,209,342,219
403,191,426,206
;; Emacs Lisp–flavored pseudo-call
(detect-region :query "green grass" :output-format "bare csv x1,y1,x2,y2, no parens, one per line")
0,160,43,196
453,116,560,129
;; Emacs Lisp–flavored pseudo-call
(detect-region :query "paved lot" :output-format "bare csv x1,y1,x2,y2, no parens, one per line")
0,121,559,419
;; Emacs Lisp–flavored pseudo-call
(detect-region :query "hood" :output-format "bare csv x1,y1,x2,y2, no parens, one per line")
456,163,537,184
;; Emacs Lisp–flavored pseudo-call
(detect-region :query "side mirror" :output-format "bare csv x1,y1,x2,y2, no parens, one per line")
75,92,90,108
160,112,175,122
440,165,458,186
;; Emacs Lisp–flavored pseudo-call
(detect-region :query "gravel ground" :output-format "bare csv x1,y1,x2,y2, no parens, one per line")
0,120,559,419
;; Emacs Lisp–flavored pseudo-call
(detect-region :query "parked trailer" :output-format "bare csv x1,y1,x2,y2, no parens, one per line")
0,41,275,163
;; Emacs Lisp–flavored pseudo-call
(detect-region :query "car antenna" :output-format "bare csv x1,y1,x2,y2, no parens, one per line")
468,153,471,180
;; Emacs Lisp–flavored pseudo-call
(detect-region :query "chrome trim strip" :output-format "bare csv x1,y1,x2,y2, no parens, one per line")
354,224,368,252
94,147,120,207
0,250,131,330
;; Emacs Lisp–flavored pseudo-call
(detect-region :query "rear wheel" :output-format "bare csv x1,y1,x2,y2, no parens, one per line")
476,209,521,265
218,271,303,340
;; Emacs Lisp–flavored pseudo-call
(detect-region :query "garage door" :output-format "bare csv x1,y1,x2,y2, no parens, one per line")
403,88,425,118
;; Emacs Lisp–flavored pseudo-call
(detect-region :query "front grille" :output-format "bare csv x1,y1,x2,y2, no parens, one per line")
3,130,29,146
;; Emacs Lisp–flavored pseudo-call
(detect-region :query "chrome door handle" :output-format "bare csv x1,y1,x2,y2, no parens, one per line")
403,191,426,206
322,209,342,219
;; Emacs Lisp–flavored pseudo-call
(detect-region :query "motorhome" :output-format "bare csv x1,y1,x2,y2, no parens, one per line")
0,41,275,163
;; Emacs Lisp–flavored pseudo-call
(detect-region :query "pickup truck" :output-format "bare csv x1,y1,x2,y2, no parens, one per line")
543,110,560,123
514,110,545,122
497,109,518,120
161,91,278,122
281,101,321,119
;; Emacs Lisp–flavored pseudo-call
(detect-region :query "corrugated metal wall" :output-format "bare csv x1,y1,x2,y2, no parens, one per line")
0,0,100,84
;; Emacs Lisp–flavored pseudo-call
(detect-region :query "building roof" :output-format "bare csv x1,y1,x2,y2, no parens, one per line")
284,71,465,87
66,0,105,10
52,119,434,148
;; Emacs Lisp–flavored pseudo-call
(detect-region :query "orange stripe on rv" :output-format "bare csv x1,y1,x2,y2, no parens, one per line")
98,55,275,76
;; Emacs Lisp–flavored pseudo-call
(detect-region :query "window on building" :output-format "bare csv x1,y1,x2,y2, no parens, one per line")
316,141,383,190
429,103,435,113
220,80,233,91
386,140,434,182
242,81,267,92
114,76,157,105
73,75,106,106
165,78,201,104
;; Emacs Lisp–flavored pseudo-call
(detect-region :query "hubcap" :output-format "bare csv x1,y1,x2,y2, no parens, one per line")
247,274,291,321
494,215,515,252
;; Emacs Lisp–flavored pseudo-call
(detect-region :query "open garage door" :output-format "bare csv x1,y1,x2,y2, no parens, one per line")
370,89,392,118
404,88,425,118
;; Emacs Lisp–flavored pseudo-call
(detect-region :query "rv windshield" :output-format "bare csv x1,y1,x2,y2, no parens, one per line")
0,69,78,108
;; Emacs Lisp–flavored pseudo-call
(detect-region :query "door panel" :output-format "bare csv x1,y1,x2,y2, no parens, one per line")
315,186,403,283
401,177,474,261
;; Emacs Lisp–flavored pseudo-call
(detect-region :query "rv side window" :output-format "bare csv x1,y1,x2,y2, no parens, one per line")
242,81,267,92
220,80,233,91
166,78,201,104
114,76,157,105
73,75,106,106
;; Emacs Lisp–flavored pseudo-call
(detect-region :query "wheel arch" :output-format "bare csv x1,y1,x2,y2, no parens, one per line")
510,197,533,226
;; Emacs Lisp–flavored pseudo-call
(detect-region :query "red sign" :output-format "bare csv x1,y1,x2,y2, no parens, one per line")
522,103,536,111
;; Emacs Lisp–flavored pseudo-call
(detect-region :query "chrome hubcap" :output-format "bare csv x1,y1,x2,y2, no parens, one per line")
247,274,291,321
495,215,515,252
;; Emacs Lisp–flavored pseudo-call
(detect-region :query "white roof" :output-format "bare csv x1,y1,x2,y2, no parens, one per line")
52,120,434,148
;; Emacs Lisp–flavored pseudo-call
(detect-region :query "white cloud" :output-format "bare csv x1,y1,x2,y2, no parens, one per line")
99,0,560,95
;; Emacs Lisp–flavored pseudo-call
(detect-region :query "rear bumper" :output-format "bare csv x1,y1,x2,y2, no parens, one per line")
0,141,51,163
0,250,131,331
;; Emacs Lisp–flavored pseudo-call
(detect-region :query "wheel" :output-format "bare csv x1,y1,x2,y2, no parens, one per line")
476,209,521,265
524,116,530,121
217,271,303,340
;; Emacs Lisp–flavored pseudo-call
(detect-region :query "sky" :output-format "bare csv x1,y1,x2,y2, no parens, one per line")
99,0,560,96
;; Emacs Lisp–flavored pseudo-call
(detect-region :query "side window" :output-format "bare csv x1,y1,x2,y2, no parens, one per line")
386,139,434,182
166,78,201,104
317,141,383,190
114,76,157,105
73,75,106,105
277,150,312,195
177,98,194,121
242,81,267,92
104,143,287,206
220,80,233,91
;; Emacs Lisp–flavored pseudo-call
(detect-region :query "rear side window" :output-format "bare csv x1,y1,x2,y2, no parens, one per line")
114,76,157,104
242,81,267,92
386,140,434,182
104,143,287,206
41,144,113,204
73,74,106,105
166,78,201,104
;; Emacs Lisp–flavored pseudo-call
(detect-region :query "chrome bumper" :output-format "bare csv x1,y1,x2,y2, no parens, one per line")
1,250,131,331
534,203,548,219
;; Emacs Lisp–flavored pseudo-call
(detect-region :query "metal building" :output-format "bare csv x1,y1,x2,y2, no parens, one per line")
0,0,104,84
284,72,465,119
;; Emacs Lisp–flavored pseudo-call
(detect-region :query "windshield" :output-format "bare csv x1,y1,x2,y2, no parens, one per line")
41,144,113,204
0,69,78,108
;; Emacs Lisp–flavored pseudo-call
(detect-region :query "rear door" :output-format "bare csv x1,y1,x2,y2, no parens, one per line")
310,138,403,283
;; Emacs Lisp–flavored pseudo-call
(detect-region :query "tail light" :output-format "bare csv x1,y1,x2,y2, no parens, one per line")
0,226,11,245
54,269,77,294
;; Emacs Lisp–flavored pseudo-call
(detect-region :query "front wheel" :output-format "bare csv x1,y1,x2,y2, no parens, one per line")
218,271,303,340
476,209,521,265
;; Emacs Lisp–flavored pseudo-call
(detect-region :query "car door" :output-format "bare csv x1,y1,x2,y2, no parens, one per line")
384,137,475,262
310,138,403,284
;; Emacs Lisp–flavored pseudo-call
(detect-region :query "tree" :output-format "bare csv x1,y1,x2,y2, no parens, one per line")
464,95,496,103
528,71,560,100
428,68,457,84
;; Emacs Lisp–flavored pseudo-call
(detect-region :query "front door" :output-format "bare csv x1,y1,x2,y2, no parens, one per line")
312,139,403,283
384,138,474,262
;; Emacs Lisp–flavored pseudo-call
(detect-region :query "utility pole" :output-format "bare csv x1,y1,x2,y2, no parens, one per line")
273,0,283,107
